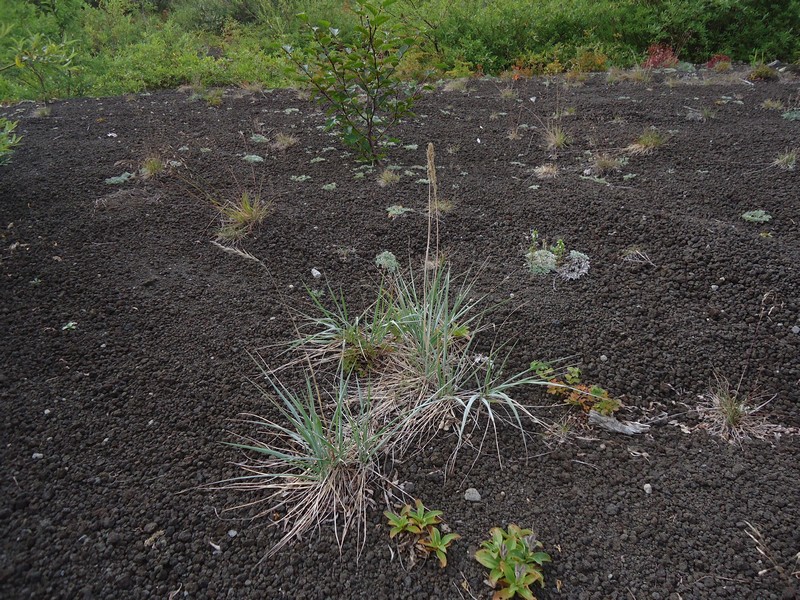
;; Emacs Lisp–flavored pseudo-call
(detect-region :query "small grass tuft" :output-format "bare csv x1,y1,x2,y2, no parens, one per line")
543,122,570,151
271,132,299,151
773,148,797,170
377,168,401,187
442,78,468,93
140,156,164,179
216,191,272,241
626,128,666,155
499,86,517,100
761,98,785,111
747,64,779,82
696,372,781,444
533,163,559,179
592,152,622,175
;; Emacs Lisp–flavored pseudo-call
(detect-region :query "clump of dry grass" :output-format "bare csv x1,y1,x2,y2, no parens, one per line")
592,152,622,175
499,86,517,100
442,78,468,93
271,132,299,151
761,98,785,111
507,126,522,141
534,163,559,179
626,128,666,155
377,168,401,187
696,372,789,444
543,122,570,152
773,148,797,170
607,67,651,84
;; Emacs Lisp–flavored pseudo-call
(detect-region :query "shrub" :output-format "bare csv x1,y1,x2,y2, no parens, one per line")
0,118,23,166
706,53,731,69
285,0,427,164
642,43,678,68
10,33,79,101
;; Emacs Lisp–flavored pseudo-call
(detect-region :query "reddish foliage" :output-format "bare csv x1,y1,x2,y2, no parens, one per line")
706,54,732,68
642,44,679,69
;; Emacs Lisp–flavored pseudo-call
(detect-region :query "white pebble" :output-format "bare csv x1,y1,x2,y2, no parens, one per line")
32,453,44,460
311,268,322,279
644,483,652,494
227,529,238,538
600,354,608,362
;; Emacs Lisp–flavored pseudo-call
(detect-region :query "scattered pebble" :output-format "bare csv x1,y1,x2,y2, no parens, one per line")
311,268,322,279
792,326,799,335
32,453,44,459
464,488,481,502
644,483,653,494
600,354,608,362
711,285,719,291
227,530,238,538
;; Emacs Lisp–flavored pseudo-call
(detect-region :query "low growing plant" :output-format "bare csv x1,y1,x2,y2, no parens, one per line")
475,524,551,600
531,361,620,416
9,33,78,102
741,210,772,223
525,230,590,280
285,0,427,164
384,499,460,568
773,149,797,171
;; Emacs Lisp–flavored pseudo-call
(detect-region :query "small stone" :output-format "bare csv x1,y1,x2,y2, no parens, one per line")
227,530,238,538
644,483,652,494
464,488,481,502
605,503,619,516
311,268,322,279
711,285,719,291
791,326,799,335
143,522,158,534
44,409,51,415
32,453,44,460
600,354,608,362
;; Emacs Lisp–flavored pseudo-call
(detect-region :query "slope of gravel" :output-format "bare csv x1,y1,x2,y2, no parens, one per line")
1,71,799,599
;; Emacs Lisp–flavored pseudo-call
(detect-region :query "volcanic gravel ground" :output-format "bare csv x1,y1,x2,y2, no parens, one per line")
1,71,799,599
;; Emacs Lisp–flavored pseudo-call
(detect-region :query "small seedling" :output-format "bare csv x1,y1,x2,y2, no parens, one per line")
322,182,337,191
385,500,458,569
531,360,619,416
773,149,797,170
741,210,772,223
250,133,269,144
475,524,551,600
507,126,522,141
61,321,77,331
243,154,264,163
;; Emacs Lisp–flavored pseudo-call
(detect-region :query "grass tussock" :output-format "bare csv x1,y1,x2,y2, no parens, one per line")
626,128,666,155
216,191,272,241
271,132,299,151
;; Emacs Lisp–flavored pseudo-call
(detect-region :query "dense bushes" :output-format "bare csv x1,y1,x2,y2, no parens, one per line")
1,0,798,102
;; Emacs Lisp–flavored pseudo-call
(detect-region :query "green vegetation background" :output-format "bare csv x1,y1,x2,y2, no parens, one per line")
1,0,799,101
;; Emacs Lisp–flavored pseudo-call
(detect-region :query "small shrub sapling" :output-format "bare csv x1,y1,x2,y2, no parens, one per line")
285,0,427,164
385,500,460,568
